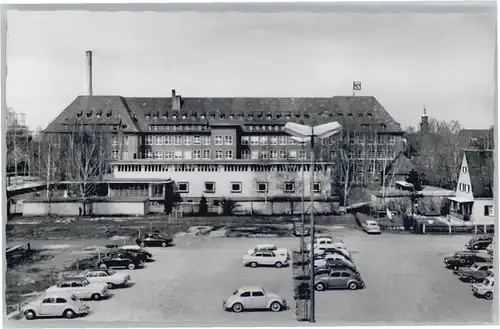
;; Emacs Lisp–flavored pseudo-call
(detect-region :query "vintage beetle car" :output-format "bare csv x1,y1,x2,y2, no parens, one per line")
443,252,491,270
223,286,287,313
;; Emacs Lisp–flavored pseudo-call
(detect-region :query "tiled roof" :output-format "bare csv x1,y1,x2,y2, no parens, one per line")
44,94,402,133
464,150,494,198
385,152,415,175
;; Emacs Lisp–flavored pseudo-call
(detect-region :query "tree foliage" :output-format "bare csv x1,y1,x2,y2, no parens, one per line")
165,183,183,215
218,198,240,215
199,195,208,215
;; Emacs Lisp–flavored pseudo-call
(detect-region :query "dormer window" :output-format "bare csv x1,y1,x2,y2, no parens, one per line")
172,114,177,120
220,113,225,119
276,113,282,119
348,113,353,117
238,113,244,119
358,113,363,117
200,114,206,119
76,111,82,118
191,113,197,119
96,111,102,118
106,111,112,118
248,126,254,131
380,124,386,129
255,126,260,131
162,112,168,119
304,113,310,119
248,113,253,119
182,115,187,119
267,114,271,120
257,112,263,119
367,113,373,117
145,113,150,119
210,112,216,119
85,111,92,117
229,113,234,119
337,112,343,117
295,113,301,118
286,115,291,119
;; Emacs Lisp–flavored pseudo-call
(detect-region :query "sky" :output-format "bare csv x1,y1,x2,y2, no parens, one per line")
5,6,497,131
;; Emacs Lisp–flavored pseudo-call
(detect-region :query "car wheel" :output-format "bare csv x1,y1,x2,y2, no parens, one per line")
128,263,136,270
270,301,282,312
24,310,36,320
161,242,167,247
107,282,116,289
250,262,258,268
485,292,493,300
99,263,107,269
64,309,76,319
140,242,146,247
232,303,244,313
315,282,326,291
275,262,283,268
348,282,358,290
91,293,101,301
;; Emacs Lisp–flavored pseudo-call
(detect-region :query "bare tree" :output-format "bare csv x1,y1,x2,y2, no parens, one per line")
275,163,303,215
32,133,60,215
380,147,402,209
332,131,356,208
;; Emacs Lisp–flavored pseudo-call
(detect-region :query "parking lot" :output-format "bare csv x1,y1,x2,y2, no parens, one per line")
13,228,495,325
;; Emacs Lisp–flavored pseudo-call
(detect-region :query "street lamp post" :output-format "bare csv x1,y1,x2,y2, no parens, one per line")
285,121,342,323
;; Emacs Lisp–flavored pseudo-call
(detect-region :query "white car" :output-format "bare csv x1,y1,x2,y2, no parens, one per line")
316,245,352,259
362,220,381,234
22,292,90,320
314,254,355,269
223,286,287,313
306,238,346,250
46,278,109,301
471,277,495,300
80,268,131,289
242,251,289,268
247,244,289,258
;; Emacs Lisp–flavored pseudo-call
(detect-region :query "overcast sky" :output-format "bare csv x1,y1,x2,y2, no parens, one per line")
5,7,496,131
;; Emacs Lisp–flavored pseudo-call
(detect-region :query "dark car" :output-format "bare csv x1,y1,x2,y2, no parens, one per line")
97,252,143,270
444,252,491,270
456,262,494,283
323,259,359,274
465,238,492,251
136,233,173,247
106,245,154,261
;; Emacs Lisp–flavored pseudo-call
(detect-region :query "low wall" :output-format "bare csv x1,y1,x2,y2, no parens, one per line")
178,201,333,215
22,198,149,217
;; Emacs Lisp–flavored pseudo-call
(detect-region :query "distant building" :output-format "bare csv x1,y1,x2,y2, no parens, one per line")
459,128,494,150
448,150,494,225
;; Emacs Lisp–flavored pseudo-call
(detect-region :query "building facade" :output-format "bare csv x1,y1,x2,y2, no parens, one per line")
43,90,404,214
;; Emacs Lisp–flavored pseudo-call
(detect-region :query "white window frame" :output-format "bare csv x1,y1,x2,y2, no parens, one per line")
241,136,250,145
203,149,211,159
111,150,119,160
298,149,306,160
313,182,321,193
257,182,268,193
260,150,268,160
230,182,242,193
259,136,268,145
242,149,250,159
215,149,223,160
164,135,172,145
250,136,259,145
155,135,163,145
289,150,297,159
193,136,201,145
225,150,233,159
387,136,396,145
111,135,119,146
279,149,287,159
146,136,154,145
251,150,259,160
123,135,129,145
193,150,201,160
279,136,287,145
270,136,278,145
174,150,182,159
284,182,295,193
146,150,153,159
164,149,173,159
485,205,494,216
122,150,128,160
270,150,277,159
177,182,189,193
184,150,192,160
462,166,467,173
174,136,182,145
202,136,211,145
183,136,192,145
224,135,233,145
154,150,163,159
204,182,216,193
215,136,223,145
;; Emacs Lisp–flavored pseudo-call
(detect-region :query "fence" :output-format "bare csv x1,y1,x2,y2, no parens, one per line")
416,223,495,235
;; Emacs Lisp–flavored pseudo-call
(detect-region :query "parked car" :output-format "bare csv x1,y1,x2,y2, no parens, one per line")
314,269,365,291
108,244,154,261
106,249,148,263
465,237,493,251
223,286,287,313
443,252,491,270
135,232,173,247
306,238,346,250
247,244,289,259
361,220,381,234
455,262,494,283
22,293,90,320
46,278,108,301
315,254,355,269
323,259,359,274
293,225,310,237
316,246,352,260
97,252,143,270
242,251,289,268
80,268,131,289
471,277,495,300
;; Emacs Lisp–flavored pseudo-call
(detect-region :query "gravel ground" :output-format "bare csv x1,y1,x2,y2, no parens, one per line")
10,228,495,325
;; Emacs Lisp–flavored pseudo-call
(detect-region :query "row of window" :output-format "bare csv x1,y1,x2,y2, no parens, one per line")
145,135,233,146
241,135,395,146
144,149,234,160
176,181,322,194
241,148,395,160
458,183,471,193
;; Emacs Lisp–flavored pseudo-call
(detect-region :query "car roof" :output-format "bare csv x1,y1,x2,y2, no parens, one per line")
87,268,112,272
256,244,276,248
238,286,264,292
59,278,86,283
40,291,76,299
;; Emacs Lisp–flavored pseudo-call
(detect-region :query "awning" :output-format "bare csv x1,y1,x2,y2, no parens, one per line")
448,196,474,203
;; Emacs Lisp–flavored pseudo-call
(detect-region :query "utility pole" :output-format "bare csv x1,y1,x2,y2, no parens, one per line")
308,131,316,323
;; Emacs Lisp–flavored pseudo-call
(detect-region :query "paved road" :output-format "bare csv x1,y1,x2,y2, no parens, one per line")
11,229,496,325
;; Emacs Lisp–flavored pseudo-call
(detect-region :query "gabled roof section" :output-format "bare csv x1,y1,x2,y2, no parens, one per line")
464,150,494,198
385,152,415,175
44,96,139,133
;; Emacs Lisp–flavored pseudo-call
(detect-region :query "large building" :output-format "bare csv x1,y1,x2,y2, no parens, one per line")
42,52,404,215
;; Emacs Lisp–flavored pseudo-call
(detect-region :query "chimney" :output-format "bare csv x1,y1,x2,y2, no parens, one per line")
172,89,180,111
85,50,93,96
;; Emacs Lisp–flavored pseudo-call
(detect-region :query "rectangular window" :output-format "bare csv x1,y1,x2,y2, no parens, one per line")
298,149,306,160
204,182,216,193
284,182,295,193
193,150,201,159
230,182,242,193
164,149,173,159
146,150,153,159
202,136,211,145
279,136,287,145
462,166,467,173
288,137,297,145
174,136,182,145
289,150,297,159
124,135,129,145
146,135,153,145
183,136,192,145
270,136,278,145
215,136,223,145
279,149,287,159
466,184,471,193
241,136,250,145
203,149,211,159
257,182,268,193
174,150,182,159
184,150,192,160
111,135,119,146
251,150,259,160
165,135,172,145
156,135,163,145
270,150,278,159
366,135,375,145
177,182,189,193
224,136,233,145
242,149,250,159
193,136,201,145
259,136,268,145
154,150,163,159
313,183,321,193
225,150,233,160
377,146,384,158
484,205,494,216
215,150,223,160
387,136,395,145
250,136,259,145
111,150,119,160
122,150,128,159
377,135,385,145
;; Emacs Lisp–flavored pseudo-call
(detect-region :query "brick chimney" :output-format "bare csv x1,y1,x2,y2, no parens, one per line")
171,89,181,111
85,50,93,96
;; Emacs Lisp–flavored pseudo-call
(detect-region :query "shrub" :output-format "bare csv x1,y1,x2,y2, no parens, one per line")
199,196,208,215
